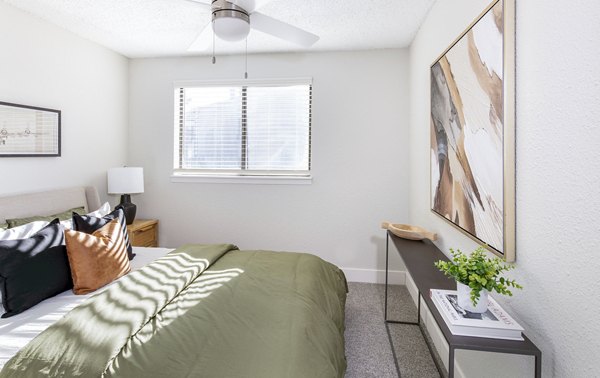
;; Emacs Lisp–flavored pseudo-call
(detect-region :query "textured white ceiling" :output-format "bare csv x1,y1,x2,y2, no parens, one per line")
2,0,436,58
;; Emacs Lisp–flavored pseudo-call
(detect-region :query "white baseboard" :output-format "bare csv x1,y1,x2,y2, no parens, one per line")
341,268,405,285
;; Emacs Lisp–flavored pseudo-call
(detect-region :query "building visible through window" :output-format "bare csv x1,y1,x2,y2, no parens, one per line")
174,79,312,177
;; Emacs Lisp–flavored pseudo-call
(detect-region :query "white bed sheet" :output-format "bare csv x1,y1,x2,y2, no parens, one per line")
0,246,174,369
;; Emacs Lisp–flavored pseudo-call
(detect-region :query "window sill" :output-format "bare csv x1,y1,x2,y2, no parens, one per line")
170,174,312,185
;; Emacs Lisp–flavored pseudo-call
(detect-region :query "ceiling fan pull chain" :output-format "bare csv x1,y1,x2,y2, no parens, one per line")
244,37,248,79
212,28,216,64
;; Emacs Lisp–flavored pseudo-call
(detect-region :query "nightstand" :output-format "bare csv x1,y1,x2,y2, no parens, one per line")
127,219,158,247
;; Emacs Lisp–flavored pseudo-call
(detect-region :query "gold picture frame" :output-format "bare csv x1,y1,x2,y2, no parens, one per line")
430,0,516,261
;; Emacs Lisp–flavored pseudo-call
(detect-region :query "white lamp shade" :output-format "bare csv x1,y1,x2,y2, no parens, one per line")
107,167,144,194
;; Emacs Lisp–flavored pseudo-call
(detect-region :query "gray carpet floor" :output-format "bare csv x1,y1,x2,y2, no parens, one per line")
344,282,441,378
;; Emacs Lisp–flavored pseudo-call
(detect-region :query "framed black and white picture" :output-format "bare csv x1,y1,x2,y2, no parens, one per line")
0,101,61,157
430,0,515,261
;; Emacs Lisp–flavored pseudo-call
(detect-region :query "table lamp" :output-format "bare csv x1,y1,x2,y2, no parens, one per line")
107,167,144,225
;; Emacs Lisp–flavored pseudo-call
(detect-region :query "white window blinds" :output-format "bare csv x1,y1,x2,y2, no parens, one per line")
174,79,312,177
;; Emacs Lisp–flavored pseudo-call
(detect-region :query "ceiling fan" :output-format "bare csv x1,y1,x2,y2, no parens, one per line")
184,0,320,51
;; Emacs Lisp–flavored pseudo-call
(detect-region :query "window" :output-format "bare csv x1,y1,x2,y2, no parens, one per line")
173,79,312,181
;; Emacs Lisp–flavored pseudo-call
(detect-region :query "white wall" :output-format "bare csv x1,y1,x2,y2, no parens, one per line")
409,0,600,377
0,3,128,203
128,50,410,276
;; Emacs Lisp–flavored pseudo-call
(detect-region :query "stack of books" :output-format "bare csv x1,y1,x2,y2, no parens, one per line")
430,289,524,341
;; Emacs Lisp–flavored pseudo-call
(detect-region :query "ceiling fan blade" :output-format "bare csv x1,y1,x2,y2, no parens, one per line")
181,0,211,8
250,12,319,47
230,0,274,13
187,24,213,52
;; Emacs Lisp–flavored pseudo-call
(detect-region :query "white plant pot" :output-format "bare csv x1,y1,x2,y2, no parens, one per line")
457,282,488,313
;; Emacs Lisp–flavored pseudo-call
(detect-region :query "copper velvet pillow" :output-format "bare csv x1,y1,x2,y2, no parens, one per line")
64,219,131,295
72,207,135,260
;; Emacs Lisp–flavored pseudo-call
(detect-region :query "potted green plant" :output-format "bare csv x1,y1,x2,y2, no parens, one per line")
434,247,522,313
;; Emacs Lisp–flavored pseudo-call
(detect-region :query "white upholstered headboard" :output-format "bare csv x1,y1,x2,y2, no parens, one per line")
0,187,101,223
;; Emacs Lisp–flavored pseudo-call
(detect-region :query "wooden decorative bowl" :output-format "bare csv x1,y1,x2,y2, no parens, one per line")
381,222,437,241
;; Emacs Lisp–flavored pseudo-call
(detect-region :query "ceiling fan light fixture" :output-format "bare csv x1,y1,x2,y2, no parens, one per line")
213,15,250,41
211,4,251,42
185,0,320,53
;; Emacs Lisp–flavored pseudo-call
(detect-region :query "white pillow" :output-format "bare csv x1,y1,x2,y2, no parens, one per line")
0,220,50,241
60,202,111,229
89,202,112,218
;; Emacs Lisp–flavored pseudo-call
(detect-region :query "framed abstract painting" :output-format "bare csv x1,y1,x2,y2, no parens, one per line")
430,0,516,261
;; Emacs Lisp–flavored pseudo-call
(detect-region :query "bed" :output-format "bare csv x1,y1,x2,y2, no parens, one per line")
0,187,347,377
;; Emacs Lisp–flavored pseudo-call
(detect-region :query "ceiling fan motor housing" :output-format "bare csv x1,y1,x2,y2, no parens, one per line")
211,0,251,42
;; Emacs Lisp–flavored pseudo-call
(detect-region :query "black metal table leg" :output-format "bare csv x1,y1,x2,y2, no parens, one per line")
384,232,420,325
384,230,444,377
417,290,421,324
384,232,389,321
448,347,455,378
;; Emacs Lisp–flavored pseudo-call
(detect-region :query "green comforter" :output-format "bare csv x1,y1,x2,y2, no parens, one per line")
0,244,347,377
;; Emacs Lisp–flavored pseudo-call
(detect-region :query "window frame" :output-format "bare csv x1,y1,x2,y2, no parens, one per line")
172,78,313,184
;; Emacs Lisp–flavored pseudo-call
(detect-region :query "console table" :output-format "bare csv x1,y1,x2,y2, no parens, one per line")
384,231,542,378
